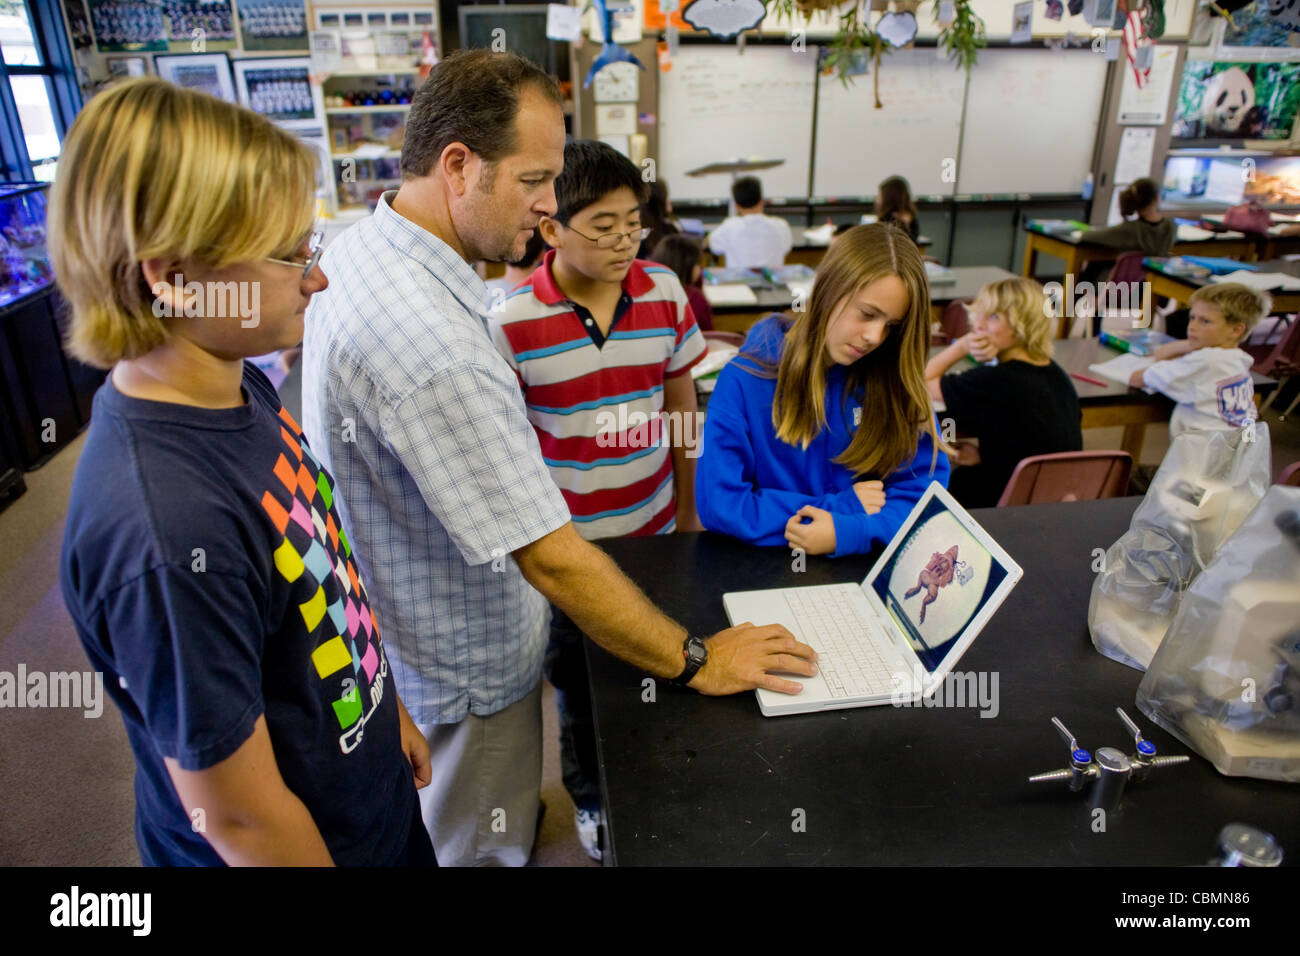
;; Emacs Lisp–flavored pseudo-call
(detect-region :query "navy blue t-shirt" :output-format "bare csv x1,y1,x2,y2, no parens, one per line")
60,364,416,865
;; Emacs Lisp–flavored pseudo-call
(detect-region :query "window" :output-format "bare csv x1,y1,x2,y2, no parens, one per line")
0,0,82,181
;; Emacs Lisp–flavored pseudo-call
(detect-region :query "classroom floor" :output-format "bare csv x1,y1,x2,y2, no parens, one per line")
2,407,1298,867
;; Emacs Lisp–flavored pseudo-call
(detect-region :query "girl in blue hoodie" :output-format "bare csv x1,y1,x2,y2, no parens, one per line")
696,223,949,557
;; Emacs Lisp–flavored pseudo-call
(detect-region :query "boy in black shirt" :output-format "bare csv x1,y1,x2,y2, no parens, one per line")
924,277,1083,508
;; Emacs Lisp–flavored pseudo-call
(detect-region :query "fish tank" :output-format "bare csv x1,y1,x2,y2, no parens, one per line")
0,183,53,313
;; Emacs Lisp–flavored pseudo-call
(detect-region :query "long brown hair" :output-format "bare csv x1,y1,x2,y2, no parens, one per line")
1118,177,1160,218
875,175,919,236
764,222,939,478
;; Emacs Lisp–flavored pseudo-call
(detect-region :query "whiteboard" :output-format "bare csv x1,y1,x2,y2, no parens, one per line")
958,48,1108,195
657,45,817,203
813,48,967,199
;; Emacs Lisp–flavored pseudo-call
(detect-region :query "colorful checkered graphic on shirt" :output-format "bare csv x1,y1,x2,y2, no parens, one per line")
260,404,387,745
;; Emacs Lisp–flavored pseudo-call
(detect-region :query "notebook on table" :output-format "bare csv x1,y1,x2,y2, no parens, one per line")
723,483,1023,717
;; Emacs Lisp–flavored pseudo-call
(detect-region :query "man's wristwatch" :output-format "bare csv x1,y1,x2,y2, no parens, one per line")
670,635,708,687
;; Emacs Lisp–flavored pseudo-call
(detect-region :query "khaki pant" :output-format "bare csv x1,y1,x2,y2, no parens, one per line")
414,681,543,867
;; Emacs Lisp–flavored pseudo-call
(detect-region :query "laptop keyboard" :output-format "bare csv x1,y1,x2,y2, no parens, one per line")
785,587,897,699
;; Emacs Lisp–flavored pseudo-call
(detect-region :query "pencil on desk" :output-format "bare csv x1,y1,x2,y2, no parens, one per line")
1071,372,1108,387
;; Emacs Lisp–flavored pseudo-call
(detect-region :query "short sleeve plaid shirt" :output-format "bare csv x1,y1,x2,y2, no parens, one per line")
301,191,571,724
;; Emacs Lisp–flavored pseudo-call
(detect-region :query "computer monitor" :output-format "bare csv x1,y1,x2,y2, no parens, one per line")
457,4,558,76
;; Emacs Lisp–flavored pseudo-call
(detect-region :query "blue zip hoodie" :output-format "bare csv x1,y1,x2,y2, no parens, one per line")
696,314,949,557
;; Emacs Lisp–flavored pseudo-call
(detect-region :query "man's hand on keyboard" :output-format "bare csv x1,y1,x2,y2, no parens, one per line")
852,480,885,515
689,623,818,696
785,505,836,555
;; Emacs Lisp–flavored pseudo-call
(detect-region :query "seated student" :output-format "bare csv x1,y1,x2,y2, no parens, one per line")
1079,178,1175,255
639,177,681,258
51,79,435,866
696,223,949,557
707,175,793,271
1079,178,1176,334
1127,282,1268,438
924,278,1083,508
484,228,547,302
488,139,706,860
651,232,714,332
875,175,920,244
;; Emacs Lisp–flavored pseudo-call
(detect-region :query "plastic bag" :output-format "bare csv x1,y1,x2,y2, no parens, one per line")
1136,486,1300,782
1089,424,1270,671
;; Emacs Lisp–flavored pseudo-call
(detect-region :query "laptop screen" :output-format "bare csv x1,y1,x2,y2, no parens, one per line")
869,490,1010,675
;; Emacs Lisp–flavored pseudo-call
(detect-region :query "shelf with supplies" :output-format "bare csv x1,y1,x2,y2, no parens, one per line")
331,147,401,161
324,72,420,210
325,104,412,114
309,4,439,212
321,68,420,78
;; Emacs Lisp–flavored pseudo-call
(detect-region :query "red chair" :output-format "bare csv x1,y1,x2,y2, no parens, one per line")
1256,316,1300,420
932,298,972,346
1107,250,1148,286
1277,461,1300,487
1090,251,1150,335
996,451,1133,507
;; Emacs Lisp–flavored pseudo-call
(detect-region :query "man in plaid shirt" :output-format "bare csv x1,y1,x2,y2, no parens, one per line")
302,50,816,866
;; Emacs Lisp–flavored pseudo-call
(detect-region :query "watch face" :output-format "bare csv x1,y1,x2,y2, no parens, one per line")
686,639,707,665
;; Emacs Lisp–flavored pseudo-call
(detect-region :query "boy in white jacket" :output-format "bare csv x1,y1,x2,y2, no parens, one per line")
1128,282,1270,437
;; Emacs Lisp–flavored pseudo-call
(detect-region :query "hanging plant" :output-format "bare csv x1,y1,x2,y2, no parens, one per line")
1142,0,1166,39
818,2,893,104
934,0,986,73
766,1,986,83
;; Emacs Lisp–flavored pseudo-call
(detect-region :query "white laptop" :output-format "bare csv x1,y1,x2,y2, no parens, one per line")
724,482,1023,717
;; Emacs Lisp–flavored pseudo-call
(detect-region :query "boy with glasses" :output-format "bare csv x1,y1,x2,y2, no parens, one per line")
53,79,434,866
488,140,706,859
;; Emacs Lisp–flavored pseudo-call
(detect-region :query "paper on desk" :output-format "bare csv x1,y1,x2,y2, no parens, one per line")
1211,270,1300,292
787,278,814,301
803,224,835,244
703,283,758,306
1089,353,1155,391
924,261,956,283
692,343,738,380
1176,224,1217,241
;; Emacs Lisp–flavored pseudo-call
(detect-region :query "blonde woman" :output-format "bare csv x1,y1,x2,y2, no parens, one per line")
924,277,1082,508
696,223,948,557
52,78,435,866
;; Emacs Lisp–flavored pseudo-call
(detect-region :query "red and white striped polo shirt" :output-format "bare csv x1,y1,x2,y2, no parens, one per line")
488,251,706,541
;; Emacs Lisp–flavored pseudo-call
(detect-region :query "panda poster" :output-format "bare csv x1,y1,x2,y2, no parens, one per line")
1171,59,1300,143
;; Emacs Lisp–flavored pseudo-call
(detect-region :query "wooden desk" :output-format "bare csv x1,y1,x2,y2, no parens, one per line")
1022,225,1258,281
1021,229,1124,280
1170,236,1259,260
1262,233,1300,261
1143,258,1300,315
1199,215,1300,261
710,225,932,273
